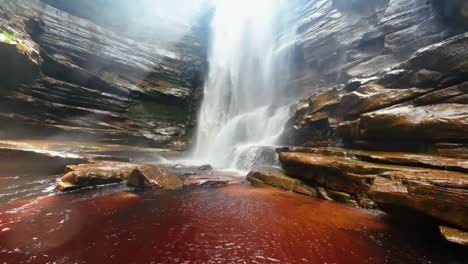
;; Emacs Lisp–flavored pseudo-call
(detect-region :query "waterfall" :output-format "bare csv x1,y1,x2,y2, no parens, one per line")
193,0,296,169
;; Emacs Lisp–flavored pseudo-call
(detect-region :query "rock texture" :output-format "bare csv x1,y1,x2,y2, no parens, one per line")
284,0,468,155
0,0,208,148
249,147,468,233
127,165,183,189
439,226,468,247
57,162,137,191
57,161,184,191
247,167,318,197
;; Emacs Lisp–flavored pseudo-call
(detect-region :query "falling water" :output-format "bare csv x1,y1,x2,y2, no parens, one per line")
193,0,296,169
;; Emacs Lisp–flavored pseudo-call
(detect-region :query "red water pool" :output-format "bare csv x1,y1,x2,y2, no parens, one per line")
0,183,466,263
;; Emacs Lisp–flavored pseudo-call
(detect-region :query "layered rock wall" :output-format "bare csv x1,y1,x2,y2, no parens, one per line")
284,0,468,156
0,0,209,148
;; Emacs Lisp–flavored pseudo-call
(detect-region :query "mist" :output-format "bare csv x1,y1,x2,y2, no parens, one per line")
42,0,214,42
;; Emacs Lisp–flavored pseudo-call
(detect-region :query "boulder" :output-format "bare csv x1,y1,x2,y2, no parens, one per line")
127,165,183,189
57,162,137,191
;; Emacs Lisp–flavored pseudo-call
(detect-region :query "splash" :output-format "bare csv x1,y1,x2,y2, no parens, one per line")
193,0,295,169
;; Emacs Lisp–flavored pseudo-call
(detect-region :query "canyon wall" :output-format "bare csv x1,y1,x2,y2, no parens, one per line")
0,0,209,148
284,0,468,155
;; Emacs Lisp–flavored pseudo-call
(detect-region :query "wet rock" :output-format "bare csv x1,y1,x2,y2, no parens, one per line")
198,164,213,171
57,162,136,191
279,152,381,195
359,103,468,141
306,86,343,118
370,173,468,230
279,147,468,173
439,226,468,247
0,146,86,176
434,143,468,159
408,32,468,74
414,82,468,106
58,162,184,191
0,11,42,87
0,41,40,86
357,197,377,209
184,176,233,187
338,84,428,117
325,189,359,207
277,147,468,231
247,167,318,197
0,0,208,147
127,165,183,190
410,69,443,88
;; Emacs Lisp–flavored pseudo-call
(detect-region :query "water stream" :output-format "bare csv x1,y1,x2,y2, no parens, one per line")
193,0,296,169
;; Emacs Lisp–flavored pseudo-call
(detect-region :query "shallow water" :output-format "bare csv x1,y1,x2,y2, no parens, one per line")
0,180,466,264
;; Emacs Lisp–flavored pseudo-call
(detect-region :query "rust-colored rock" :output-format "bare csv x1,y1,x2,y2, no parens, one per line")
360,103,468,141
279,152,383,195
277,147,468,235
57,162,184,191
247,167,318,197
57,162,137,191
338,85,428,117
439,226,468,247
370,173,468,230
279,147,468,173
127,165,183,190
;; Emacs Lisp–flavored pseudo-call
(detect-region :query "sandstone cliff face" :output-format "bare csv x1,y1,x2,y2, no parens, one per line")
0,0,208,148
284,0,468,156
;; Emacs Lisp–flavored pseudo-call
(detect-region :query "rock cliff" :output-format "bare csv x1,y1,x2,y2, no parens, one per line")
0,0,208,148
284,0,468,152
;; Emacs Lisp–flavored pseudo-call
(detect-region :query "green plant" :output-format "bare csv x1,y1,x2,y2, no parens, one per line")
1,28,16,44
2,29,15,39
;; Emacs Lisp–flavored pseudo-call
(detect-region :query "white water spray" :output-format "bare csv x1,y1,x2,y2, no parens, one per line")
193,0,296,169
